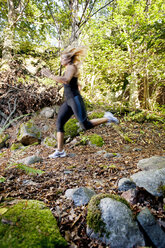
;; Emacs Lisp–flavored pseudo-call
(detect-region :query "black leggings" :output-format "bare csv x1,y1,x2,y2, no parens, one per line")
57,95,93,132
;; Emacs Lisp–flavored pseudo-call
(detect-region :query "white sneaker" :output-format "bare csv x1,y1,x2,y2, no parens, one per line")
49,150,66,158
104,112,119,124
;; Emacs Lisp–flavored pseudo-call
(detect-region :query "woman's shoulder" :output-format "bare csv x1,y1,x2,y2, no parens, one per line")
66,64,78,77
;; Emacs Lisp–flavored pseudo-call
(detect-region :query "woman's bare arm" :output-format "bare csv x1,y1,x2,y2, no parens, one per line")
51,65,77,84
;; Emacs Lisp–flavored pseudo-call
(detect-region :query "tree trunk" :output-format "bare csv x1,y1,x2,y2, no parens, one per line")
69,0,79,44
126,42,140,109
128,71,140,109
2,0,16,61
143,61,150,109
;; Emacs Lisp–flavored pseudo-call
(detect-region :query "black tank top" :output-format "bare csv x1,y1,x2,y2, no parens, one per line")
64,77,80,100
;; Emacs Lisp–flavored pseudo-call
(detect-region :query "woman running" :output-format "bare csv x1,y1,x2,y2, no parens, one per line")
49,47,119,158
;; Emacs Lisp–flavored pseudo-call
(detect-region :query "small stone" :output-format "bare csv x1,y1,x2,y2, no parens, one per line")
118,178,136,192
133,147,142,152
65,187,96,206
67,153,76,158
64,170,73,174
40,107,55,119
121,189,138,205
22,180,38,186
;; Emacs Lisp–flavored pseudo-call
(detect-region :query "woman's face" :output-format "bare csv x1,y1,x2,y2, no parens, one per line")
61,55,71,66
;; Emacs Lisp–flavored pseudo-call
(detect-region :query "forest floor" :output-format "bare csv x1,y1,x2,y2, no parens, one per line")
0,113,165,248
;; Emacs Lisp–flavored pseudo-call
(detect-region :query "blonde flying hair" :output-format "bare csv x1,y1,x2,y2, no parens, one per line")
61,46,87,66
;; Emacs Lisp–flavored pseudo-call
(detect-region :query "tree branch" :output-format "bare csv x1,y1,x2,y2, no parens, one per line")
45,0,60,33
79,0,114,29
13,0,29,26
3,98,17,128
78,0,90,26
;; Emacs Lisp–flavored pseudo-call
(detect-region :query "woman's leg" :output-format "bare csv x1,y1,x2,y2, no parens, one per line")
68,95,118,130
57,132,65,151
90,117,108,126
49,102,73,158
56,102,73,151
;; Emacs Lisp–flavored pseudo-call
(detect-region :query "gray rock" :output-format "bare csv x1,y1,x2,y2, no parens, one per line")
103,153,121,159
17,121,41,145
137,208,165,248
18,155,43,165
137,156,165,171
67,153,76,158
133,147,142,152
63,170,73,174
87,197,145,248
118,178,136,192
22,180,38,186
40,107,55,119
96,150,107,155
131,168,165,196
65,187,96,206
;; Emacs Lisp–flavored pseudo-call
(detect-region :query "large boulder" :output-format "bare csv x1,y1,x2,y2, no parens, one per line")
137,156,165,171
87,194,145,248
137,208,165,248
131,168,165,196
0,200,67,248
17,121,41,145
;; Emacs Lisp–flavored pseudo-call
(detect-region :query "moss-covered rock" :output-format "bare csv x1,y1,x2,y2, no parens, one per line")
17,120,41,146
88,134,104,147
87,194,145,247
88,111,104,120
87,193,130,236
64,119,80,139
0,133,10,149
0,200,67,248
42,137,57,148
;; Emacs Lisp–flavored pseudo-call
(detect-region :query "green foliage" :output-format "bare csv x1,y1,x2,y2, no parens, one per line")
10,143,23,151
0,200,67,248
0,152,6,158
14,163,44,175
64,119,80,139
0,176,5,183
124,110,165,123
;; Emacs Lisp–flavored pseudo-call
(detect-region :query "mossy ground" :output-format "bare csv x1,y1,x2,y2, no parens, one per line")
0,200,67,248
87,193,130,237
